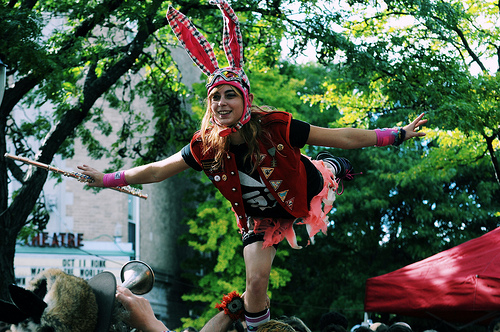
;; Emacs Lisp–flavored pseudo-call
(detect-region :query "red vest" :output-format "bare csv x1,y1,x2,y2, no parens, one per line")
190,111,309,231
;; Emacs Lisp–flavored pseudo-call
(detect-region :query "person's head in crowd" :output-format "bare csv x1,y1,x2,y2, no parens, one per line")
319,311,349,331
278,316,311,332
370,322,389,332
256,320,296,332
182,327,198,332
489,317,500,332
387,322,412,332
322,323,347,332
352,326,372,332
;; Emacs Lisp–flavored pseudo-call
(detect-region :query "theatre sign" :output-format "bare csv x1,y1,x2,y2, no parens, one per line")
15,232,134,286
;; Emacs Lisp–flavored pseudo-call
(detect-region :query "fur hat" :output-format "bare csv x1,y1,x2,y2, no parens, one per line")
0,269,117,332
167,0,251,137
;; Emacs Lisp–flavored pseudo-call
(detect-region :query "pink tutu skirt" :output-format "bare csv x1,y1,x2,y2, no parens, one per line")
251,158,338,249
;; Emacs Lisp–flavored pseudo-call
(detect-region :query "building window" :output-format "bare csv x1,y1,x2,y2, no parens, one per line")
127,196,139,256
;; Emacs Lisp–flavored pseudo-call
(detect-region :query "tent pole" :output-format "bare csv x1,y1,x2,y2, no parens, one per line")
364,312,372,326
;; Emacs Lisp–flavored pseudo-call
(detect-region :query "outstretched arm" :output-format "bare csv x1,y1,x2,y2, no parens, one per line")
306,113,428,149
78,151,190,187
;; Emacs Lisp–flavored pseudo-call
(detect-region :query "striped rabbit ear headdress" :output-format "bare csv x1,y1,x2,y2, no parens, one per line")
167,0,251,137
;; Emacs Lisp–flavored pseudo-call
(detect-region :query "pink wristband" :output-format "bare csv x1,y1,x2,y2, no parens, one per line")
375,128,398,147
102,171,129,187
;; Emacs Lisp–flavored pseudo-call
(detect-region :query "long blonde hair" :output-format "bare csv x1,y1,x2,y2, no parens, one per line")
200,85,274,171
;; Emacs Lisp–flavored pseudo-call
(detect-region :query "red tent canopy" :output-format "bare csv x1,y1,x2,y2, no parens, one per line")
365,228,500,326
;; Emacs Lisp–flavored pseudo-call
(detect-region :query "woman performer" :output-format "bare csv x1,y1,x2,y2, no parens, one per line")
79,0,427,329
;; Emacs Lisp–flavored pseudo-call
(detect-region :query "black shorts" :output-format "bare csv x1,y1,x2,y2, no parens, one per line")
242,230,279,250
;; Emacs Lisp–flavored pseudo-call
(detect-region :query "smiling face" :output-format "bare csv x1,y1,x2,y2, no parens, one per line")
209,85,245,128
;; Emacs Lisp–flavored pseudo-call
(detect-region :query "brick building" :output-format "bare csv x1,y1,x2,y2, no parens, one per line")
11,47,202,329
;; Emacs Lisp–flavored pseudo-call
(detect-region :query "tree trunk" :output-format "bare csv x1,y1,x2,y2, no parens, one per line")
0,166,48,300
0,224,16,301
0,4,161,300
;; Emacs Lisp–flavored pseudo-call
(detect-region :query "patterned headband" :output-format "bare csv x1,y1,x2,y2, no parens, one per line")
167,0,251,137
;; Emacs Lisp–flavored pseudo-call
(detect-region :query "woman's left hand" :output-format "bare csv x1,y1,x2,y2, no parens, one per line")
403,113,428,141
116,286,169,332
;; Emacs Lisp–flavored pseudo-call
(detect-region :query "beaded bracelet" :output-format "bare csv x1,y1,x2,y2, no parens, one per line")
215,291,245,321
393,127,406,146
392,127,406,146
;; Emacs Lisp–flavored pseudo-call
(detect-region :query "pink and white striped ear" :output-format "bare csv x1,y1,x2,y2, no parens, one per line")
167,6,219,76
210,0,244,69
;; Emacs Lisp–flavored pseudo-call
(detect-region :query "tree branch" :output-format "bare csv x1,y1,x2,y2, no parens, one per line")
451,26,487,73
0,76,38,123
39,0,168,162
1,0,125,122
497,45,500,73
5,158,25,184
20,0,37,10
4,0,168,238
485,132,500,187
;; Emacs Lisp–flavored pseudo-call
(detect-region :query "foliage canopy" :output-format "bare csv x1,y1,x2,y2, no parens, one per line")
1,0,499,330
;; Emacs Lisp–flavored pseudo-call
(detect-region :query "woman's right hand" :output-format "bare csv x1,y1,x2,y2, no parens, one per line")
77,165,105,187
